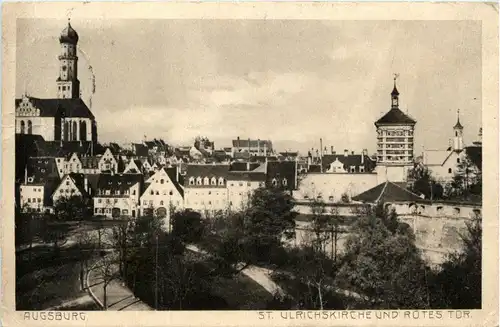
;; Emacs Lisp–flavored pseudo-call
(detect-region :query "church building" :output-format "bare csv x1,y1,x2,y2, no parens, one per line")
15,20,97,143
374,76,417,182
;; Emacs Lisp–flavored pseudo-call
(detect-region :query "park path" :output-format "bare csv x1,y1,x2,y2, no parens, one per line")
86,259,153,311
185,244,285,297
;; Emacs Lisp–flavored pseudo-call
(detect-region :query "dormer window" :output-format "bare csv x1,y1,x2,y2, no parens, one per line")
211,177,217,185
360,166,365,173
282,178,288,186
204,177,209,185
350,166,356,173
272,178,278,186
218,177,224,186
189,177,195,185
196,177,202,185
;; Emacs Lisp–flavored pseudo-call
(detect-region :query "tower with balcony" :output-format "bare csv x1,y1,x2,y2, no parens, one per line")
375,76,416,182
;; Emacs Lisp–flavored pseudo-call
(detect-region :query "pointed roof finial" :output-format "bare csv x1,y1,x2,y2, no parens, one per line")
454,108,463,129
392,73,400,96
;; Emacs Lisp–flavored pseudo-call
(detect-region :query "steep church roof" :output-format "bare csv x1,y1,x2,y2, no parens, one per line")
375,108,416,126
15,96,94,119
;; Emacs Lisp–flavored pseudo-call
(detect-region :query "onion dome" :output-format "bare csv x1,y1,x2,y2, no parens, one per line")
59,20,79,44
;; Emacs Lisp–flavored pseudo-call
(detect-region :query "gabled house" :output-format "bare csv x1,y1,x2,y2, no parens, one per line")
52,173,91,204
139,167,184,217
65,152,83,174
123,159,144,174
98,148,118,173
266,160,298,192
321,149,376,174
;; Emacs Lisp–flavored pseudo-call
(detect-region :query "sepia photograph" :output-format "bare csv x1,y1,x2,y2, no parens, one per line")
2,2,498,327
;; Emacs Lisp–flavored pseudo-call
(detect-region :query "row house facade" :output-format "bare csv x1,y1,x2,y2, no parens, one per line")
19,157,60,213
93,174,142,218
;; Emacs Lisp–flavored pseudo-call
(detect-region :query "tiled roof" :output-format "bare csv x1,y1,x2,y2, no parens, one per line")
232,139,273,149
248,155,278,163
133,143,149,157
375,108,416,126
266,161,297,190
96,174,143,194
233,152,251,160
15,96,94,119
352,181,422,204
423,150,451,166
184,164,230,188
26,157,60,184
164,167,184,197
227,171,267,182
321,154,376,173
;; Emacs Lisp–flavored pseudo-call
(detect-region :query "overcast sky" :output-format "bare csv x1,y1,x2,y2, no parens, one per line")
16,19,482,154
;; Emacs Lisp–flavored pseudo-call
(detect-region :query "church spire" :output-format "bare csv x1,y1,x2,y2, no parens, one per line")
391,73,400,108
454,109,464,129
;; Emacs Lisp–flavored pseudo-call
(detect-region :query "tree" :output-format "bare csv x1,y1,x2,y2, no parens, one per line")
242,187,297,263
451,155,481,196
40,216,72,257
171,209,205,244
53,195,92,222
430,214,481,308
408,164,443,200
336,204,430,309
309,198,329,253
75,229,97,290
95,253,120,309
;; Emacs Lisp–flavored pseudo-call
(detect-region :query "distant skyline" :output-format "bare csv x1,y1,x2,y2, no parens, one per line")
16,19,482,155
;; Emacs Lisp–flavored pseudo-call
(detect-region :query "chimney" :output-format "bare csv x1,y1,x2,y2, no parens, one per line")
361,150,365,164
84,176,89,193
258,139,261,155
330,146,334,155
246,161,250,171
176,165,179,182
320,138,323,158
24,165,28,184
344,149,348,157
248,138,251,153
264,142,267,156
237,136,240,152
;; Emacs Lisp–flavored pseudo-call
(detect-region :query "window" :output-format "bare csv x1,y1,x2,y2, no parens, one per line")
156,191,159,195
115,190,120,195
282,178,288,186
350,166,356,173
150,190,154,195
208,201,212,205
160,179,164,184
211,177,217,185
473,209,481,216
457,158,460,163
189,177,195,185
28,198,31,203
66,181,70,186
169,191,173,196
143,201,147,205
239,182,243,187
196,177,202,185
114,199,118,203
448,168,452,174
122,209,128,215
106,190,110,195
218,178,224,186
132,190,136,195
204,177,209,185
454,207,461,215
247,182,251,187
95,208,99,213
329,196,334,201
272,178,278,186
436,206,443,214
98,199,102,203
360,166,365,173
160,201,164,205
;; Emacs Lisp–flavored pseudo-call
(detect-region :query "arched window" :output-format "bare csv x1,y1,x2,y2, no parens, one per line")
20,121,25,134
196,177,202,185
64,121,70,141
282,178,288,186
189,177,195,185
72,121,77,141
27,120,32,134
211,177,217,185
448,168,452,174
272,178,278,186
169,190,173,196
218,177,224,186
80,120,87,141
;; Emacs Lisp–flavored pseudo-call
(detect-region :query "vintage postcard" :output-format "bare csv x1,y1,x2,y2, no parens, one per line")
1,2,499,327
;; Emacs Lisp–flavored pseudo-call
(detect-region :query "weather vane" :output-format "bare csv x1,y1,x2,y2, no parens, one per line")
393,73,400,82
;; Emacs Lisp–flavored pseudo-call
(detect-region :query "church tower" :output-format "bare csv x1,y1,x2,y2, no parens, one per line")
374,75,416,182
453,109,464,152
57,19,80,99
